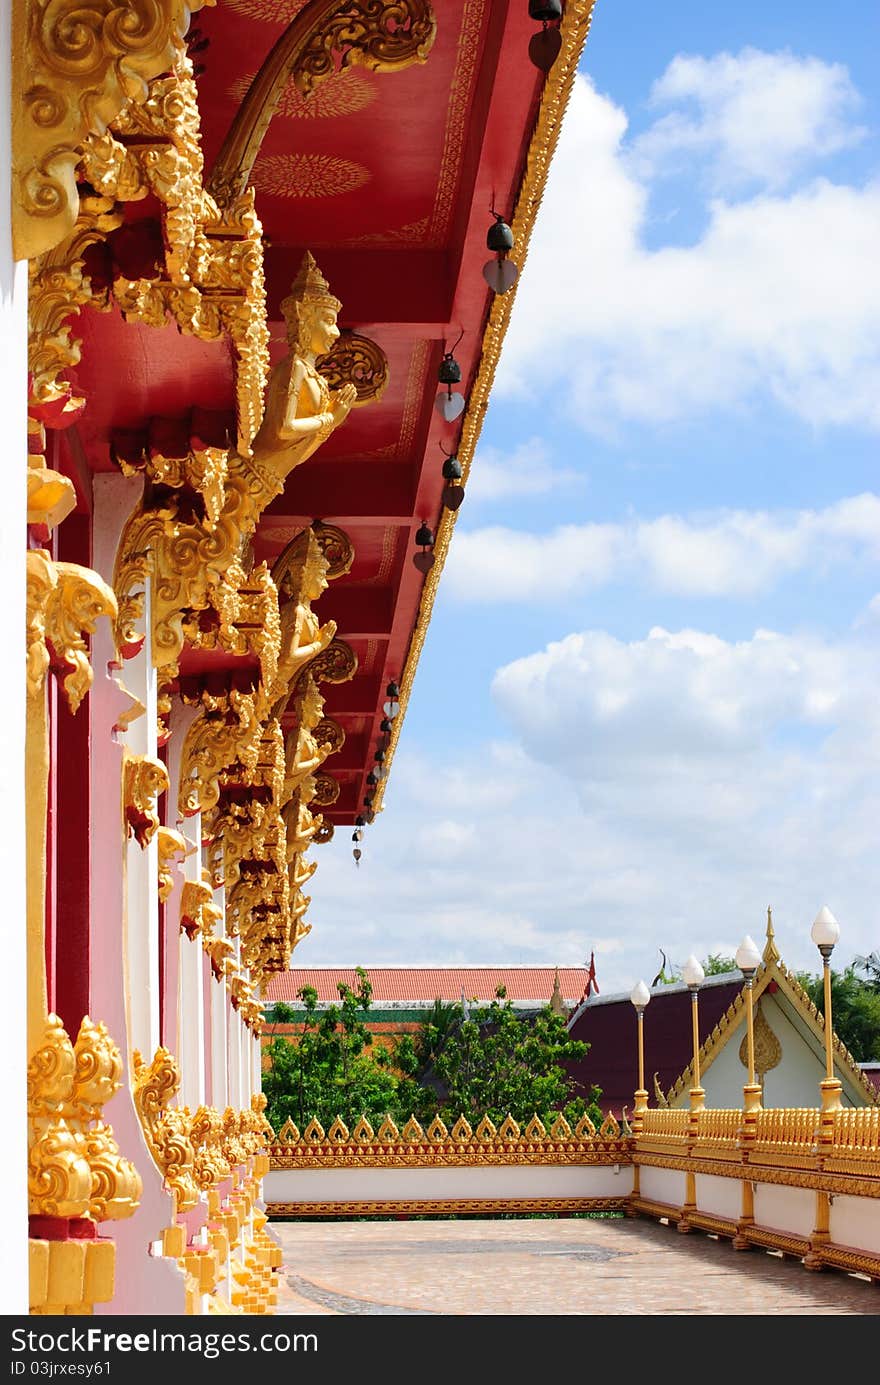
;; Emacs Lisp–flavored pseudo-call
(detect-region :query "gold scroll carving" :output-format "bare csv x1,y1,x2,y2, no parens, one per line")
123,752,170,848
207,0,437,204
132,1047,199,1213
11,0,210,261
29,1015,142,1222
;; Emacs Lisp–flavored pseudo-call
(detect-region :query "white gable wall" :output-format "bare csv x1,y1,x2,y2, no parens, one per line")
671,993,859,1108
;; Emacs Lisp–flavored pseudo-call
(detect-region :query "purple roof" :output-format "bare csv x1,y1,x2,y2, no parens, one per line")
566,977,743,1116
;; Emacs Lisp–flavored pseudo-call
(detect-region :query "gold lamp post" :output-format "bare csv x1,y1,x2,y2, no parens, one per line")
735,933,763,1118
630,980,651,1133
682,954,705,1113
811,906,842,1124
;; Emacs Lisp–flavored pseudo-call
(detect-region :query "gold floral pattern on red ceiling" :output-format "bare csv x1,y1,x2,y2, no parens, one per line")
251,153,371,199
225,0,308,22
343,217,430,247
228,69,377,121
429,0,487,243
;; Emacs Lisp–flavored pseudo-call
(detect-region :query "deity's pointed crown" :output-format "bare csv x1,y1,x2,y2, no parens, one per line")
281,252,341,342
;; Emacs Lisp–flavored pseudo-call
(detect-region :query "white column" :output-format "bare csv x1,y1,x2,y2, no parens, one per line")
121,582,160,1060
2,0,32,1313
209,864,228,1110
227,937,242,1111
240,966,252,1106
177,814,205,1110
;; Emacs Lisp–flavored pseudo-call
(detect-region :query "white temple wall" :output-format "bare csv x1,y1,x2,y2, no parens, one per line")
264,1162,630,1206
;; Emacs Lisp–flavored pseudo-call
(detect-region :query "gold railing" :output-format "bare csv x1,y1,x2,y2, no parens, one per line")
639,1108,690,1139
830,1106,880,1153
752,1107,820,1153
694,1108,742,1146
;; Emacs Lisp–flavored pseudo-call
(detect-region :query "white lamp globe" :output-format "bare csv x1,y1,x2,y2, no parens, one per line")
735,935,762,974
630,980,650,1010
682,954,705,988
811,906,840,949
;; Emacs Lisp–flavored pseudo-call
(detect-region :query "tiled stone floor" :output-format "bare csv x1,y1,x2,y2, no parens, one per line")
271,1216,879,1316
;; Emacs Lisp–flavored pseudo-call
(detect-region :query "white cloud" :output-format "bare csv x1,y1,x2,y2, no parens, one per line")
466,437,579,505
300,624,880,992
633,48,865,190
497,69,880,433
445,493,880,602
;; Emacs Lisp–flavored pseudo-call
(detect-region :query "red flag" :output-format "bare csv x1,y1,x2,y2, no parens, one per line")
580,951,599,1002
587,951,599,996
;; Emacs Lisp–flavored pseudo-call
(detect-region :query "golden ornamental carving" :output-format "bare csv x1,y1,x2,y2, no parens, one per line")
740,999,783,1082
123,752,169,848
312,821,335,845
190,1106,231,1189
11,0,210,260
314,717,345,755
316,330,389,407
28,1017,92,1218
132,1047,198,1212
308,637,358,687
66,1019,142,1221
268,1109,631,1171
156,826,187,902
28,1015,141,1222
222,1107,248,1168
27,551,117,714
180,878,221,941
27,199,121,412
267,1196,628,1219
179,696,262,818
310,772,340,806
298,521,355,584
207,0,437,203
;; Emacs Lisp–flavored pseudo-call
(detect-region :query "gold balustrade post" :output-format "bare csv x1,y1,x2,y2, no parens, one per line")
630,982,650,1136
818,951,843,1130
688,988,705,1117
740,973,762,1141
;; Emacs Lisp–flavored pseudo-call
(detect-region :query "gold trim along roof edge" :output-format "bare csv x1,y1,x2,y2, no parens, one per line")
373,0,599,814
664,926,879,1107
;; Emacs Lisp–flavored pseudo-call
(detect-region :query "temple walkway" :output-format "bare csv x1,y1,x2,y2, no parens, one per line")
271,1215,878,1316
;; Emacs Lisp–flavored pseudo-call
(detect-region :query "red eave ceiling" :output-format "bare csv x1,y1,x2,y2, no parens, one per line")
62,0,546,825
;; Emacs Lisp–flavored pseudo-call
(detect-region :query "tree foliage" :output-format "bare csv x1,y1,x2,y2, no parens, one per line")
262,967,399,1132
795,961,880,1062
261,971,602,1132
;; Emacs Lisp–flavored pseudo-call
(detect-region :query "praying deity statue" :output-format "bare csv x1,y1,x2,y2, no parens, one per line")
251,251,357,482
281,674,332,799
271,529,336,714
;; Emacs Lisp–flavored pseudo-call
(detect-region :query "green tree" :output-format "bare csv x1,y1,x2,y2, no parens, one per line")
703,953,738,975
262,967,400,1131
425,994,602,1127
795,965,880,1062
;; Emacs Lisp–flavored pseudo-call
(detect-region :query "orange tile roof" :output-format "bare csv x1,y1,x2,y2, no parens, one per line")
264,967,591,1006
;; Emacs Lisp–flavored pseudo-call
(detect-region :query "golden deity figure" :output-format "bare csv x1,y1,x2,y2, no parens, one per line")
281,675,332,797
251,251,357,481
271,529,337,709
290,852,318,892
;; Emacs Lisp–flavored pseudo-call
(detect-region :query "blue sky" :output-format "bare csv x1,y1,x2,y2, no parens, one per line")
303,0,880,994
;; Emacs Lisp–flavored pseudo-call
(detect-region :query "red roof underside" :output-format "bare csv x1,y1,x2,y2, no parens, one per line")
58,0,547,826
266,966,592,1005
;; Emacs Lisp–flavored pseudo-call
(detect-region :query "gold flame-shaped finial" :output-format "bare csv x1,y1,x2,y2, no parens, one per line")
763,905,780,965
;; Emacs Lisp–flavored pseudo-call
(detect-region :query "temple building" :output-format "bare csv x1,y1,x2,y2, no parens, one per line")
4,0,600,1315
566,917,878,1119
